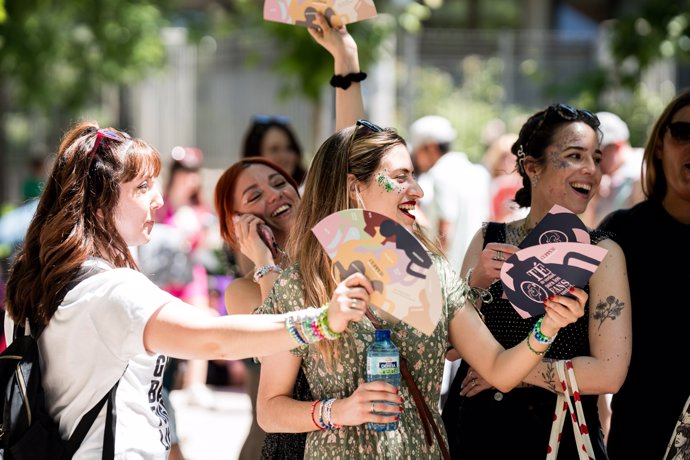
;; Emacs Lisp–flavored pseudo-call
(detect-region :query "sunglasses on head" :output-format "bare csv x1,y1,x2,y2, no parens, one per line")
523,103,600,153
89,128,128,161
667,121,690,142
355,119,383,133
252,114,290,126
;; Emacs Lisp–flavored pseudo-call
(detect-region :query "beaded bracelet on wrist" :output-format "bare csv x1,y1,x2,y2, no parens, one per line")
253,264,282,283
533,316,557,344
525,333,550,356
311,400,327,430
323,398,341,430
285,306,342,346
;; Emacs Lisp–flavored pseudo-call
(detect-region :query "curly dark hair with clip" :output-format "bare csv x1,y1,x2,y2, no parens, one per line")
5,121,161,328
511,104,601,208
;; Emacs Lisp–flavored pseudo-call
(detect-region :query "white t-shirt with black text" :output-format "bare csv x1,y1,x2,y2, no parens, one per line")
7,258,180,459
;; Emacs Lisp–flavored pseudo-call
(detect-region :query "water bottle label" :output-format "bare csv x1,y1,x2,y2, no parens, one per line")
367,357,399,375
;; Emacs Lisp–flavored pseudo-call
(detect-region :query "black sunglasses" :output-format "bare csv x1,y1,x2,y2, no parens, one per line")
524,103,600,152
356,119,383,133
667,121,690,142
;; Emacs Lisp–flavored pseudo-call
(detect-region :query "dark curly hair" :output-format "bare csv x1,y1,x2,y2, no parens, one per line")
511,104,601,207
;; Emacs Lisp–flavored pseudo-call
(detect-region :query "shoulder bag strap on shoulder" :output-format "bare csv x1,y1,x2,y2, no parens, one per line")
365,310,451,460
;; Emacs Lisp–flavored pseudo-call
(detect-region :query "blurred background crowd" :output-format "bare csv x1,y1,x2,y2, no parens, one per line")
1,0,689,458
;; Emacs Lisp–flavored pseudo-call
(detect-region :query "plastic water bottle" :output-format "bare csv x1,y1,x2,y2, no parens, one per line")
366,329,401,431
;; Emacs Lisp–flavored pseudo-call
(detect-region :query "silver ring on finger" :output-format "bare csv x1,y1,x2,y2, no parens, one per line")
350,298,358,308
472,379,478,387
494,250,505,261
370,402,375,414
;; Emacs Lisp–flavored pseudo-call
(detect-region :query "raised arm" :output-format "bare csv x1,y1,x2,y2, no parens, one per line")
308,13,364,130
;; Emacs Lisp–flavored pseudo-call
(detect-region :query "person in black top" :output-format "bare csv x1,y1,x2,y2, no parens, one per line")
443,104,632,459
598,88,690,459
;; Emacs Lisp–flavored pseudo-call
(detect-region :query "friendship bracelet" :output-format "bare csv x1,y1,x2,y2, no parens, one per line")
533,316,557,344
310,400,327,430
285,314,308,345
253,264,282,283
285,306,342,346
323,398,342,430
525,333,549,356
329,71,367,89
317,306,341,340
318,399,328,430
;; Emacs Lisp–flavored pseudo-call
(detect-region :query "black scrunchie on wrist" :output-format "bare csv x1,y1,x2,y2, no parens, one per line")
329,72,367,89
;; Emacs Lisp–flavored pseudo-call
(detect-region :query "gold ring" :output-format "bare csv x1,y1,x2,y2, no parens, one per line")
495,250,504,261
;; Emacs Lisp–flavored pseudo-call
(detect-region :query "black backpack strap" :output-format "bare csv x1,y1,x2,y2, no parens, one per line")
64,379,120,459
102,379,119,460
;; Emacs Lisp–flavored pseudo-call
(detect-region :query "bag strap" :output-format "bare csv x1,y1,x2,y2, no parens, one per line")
64,379,121,459
365,310,450,460
546,360,595,460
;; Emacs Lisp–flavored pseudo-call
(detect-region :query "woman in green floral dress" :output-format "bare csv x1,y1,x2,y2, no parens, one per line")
254,120,588,459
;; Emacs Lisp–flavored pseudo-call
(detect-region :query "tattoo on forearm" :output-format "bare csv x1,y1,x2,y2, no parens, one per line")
592,296,625,331
541,359,557,393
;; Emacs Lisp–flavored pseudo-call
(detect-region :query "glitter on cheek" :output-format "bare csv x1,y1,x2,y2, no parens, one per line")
376,169,404,194
548,150,571,170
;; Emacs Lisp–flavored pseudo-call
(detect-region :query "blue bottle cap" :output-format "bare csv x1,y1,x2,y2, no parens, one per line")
374,329,391,341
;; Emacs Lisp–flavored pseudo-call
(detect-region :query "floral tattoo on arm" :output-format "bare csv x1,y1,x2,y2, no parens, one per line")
592,295,625,331
541,359,558,393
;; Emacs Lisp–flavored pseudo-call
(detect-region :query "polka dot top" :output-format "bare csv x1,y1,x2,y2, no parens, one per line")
481,222,611,360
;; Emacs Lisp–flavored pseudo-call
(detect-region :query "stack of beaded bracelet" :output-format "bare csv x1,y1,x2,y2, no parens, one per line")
285,306,342,346
525,316,557,356
310,399,343,430
253,264,282,283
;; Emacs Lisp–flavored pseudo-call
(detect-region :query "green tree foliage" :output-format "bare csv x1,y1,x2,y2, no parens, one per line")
610,0,690,88
0,0,170,113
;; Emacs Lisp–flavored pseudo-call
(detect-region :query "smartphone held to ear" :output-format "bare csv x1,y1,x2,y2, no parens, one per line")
257,223,280,259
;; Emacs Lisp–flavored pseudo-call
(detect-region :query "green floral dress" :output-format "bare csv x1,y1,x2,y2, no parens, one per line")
256,254,466,459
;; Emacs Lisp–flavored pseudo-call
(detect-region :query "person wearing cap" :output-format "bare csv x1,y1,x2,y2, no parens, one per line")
587,111,645,226
408,115,491,272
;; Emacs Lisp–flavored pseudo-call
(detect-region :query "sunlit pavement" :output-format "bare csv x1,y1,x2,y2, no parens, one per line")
170,387,252,460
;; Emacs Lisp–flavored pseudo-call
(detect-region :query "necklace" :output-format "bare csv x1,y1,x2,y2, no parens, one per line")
505,217,535,246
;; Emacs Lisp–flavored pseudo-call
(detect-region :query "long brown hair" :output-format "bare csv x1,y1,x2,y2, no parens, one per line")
287,124,441,366
641,88,690,201
214,156,299,252
5,120,161,328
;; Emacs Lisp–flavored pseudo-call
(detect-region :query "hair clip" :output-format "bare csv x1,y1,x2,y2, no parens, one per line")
516,145,526,174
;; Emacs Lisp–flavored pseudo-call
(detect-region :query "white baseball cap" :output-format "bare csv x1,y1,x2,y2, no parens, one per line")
408,115,457,151
596,111,630,147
